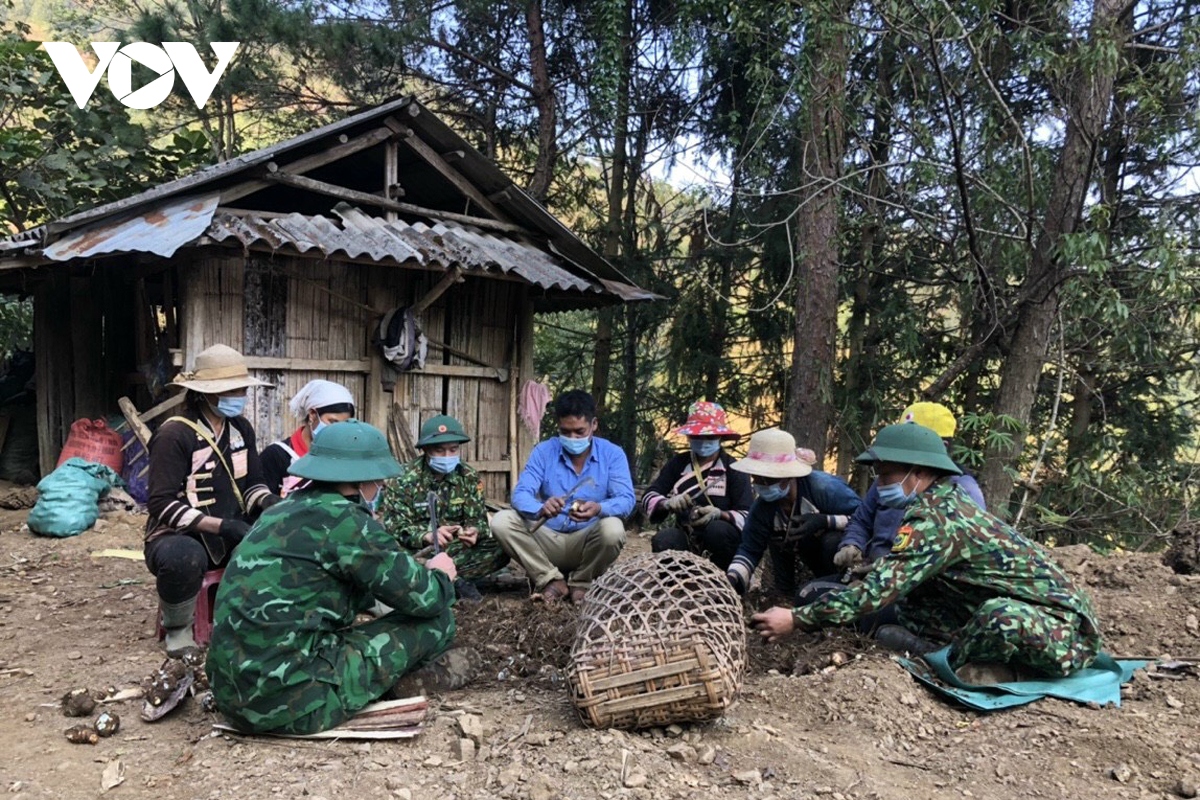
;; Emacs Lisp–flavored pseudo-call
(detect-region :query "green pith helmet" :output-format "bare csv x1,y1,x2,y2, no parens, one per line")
855,423,962,475
288,419,402,482
416,414,470,447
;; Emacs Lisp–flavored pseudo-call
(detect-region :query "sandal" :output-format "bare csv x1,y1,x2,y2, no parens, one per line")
534,579,570,603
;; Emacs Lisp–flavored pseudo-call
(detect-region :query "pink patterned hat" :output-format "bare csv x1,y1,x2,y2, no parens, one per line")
674,401,741,440
730,428,814,478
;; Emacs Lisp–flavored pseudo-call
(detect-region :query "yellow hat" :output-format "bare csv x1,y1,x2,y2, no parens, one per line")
899,402,957,438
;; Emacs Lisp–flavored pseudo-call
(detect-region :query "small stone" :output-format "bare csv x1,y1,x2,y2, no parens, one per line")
384,776,405,792
624,771,648,788
666,724,684,737
697,746,717,765
66,651,82,661
457,714,485,744
1167,695,1185,709
899,692,918,706
1110,764,1133,783
422,756,443,767
526,731,553,747
732,770,762,787
666,744,697,763
454,738,475,763
1185,614,1198,634
393,790,412,800
1176,779,1198,798
24,713,36,722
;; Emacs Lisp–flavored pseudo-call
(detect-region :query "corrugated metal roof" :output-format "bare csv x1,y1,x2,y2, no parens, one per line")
205,204,602,293
42,193,220,261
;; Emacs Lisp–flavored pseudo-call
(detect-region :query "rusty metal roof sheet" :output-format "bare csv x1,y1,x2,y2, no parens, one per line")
41,194,220,261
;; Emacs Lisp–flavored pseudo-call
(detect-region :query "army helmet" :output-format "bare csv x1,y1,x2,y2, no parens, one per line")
416,414,470,447
288,419,403,482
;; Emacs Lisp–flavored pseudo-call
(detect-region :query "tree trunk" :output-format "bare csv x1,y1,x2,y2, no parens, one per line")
977,0,1126,512
525,0,557,203
785,3,850,465
589,0,634,414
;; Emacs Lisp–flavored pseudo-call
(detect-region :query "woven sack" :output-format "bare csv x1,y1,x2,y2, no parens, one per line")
568,550,746,730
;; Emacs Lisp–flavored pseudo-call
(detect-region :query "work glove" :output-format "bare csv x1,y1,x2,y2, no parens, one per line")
258,493,283,510
833,545,864,570
662,492,694,515
219,518,252,542
786,513,833,542
689,505,721,527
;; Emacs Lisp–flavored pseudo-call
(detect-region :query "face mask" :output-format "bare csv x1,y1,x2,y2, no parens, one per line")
212,396,246,418
756,481,789,503
690,439,721,458
559,435,591,455
428,455,460,474
311,418,328,438
359,481,383,514
878,470,917,509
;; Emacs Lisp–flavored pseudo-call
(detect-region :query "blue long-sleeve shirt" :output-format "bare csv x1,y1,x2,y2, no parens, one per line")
511,437,636,533
840,474,986,561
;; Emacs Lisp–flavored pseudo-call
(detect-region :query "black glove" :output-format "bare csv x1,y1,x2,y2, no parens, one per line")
787,513,832,542
219,518,252,542
258,494,283,510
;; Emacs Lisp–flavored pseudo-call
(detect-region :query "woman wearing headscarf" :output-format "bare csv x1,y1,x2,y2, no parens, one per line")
640,401,752,570
260,379,356,496
144,344,280,656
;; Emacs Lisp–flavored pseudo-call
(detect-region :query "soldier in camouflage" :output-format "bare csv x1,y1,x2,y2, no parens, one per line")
751,423,1102,682
378,414,509,592
206,420,459,735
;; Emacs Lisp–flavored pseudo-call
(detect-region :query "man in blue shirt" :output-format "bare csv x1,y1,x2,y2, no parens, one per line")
490,390,635,604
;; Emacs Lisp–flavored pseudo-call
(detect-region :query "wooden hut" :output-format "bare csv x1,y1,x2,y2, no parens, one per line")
0,96,655,500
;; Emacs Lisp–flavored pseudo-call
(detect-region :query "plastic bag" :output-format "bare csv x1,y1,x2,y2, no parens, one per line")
57,419,124,472
119,427,150,504
28,458,125,538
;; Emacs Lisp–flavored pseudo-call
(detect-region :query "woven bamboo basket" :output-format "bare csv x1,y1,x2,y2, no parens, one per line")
567,550,746,730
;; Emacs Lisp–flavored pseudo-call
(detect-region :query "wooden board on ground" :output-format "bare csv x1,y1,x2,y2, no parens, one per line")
211,696,429,740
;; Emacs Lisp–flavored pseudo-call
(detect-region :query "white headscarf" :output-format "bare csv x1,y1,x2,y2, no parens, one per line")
288,380,355,419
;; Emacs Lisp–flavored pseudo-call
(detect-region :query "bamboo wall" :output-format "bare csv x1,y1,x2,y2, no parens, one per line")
178,250,534,502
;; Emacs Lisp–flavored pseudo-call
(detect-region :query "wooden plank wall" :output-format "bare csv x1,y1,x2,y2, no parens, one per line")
179,252,523,502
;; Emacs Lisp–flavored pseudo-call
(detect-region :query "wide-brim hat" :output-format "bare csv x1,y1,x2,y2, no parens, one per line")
169,344,272,393
289,419,402,482
899,401,957,438
417,414,470,447
730,427,813,478
674,401,740,440
855,423,962,475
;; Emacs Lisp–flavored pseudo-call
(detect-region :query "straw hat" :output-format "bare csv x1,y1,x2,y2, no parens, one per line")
289,420,403,482
674,401,740,440
855,423,962,475
169,345,272,394
899,402,957,438
730,428,813,479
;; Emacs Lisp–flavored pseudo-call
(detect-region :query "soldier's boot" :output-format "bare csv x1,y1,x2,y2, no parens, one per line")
390,647,481,698
160,597,199,658
873,624,936,655
455,581,483,604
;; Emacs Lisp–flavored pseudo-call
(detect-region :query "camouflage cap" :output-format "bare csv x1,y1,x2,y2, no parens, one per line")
288,419,402,482
856,423,962,475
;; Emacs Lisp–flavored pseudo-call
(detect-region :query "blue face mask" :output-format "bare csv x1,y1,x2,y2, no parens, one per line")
212,396,246,418
877,471,917,509
690,439,721,459
311,418,328,438
428,455,460,474
559,435,591,455
756,481,789,503
360,481,382,514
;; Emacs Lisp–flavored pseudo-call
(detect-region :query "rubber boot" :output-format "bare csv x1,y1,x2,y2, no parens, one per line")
873,624,936,655
160,597,199,657
389,647,482,699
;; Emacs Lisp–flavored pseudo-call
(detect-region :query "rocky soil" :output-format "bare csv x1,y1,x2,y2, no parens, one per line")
1,505,1198,800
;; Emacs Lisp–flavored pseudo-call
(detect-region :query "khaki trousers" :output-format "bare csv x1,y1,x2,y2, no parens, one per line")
490,509,626,592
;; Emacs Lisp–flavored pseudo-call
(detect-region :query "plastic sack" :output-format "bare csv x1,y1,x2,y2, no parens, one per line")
28,457,125,538
119,427,150,504
57,419,124,472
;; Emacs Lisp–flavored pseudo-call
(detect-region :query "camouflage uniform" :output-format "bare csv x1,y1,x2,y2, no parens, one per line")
206,487,456,735
378,457,509,581
792,482,1102,676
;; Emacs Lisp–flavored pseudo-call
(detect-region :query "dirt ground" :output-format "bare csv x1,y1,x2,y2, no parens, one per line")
1,504,1199,800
